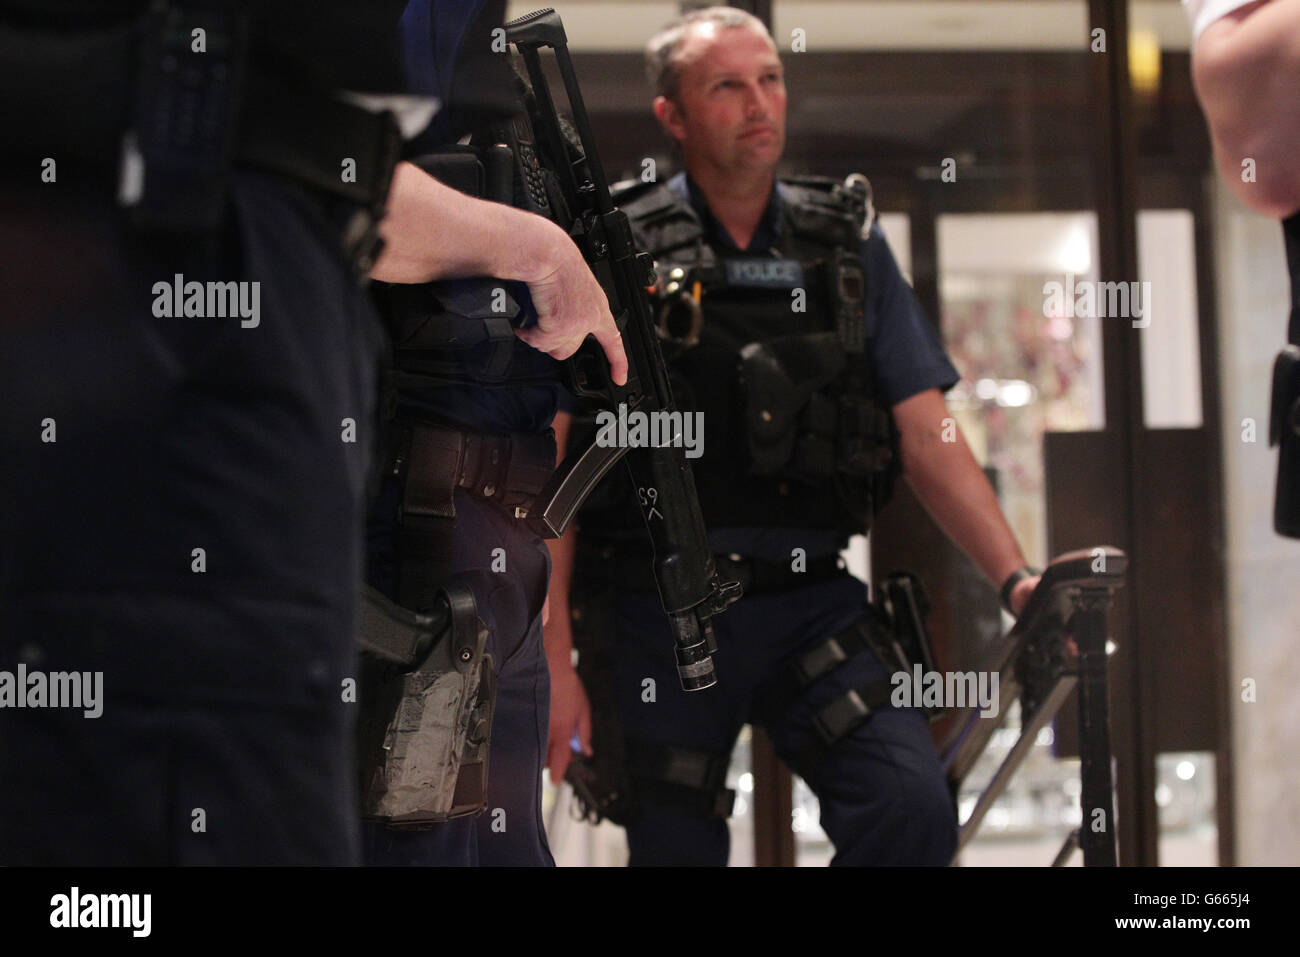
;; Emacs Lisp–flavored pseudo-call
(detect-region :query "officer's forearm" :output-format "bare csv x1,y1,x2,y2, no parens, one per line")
544,525,578,663
544,411,578,663
893,389,1028,589
371,161,564,284
1192,0,1300,218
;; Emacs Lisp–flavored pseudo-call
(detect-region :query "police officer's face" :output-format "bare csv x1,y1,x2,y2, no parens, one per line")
657,23,787,175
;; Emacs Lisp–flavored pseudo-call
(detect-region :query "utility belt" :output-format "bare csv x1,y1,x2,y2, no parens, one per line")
597,546,848,597
0,10,401,272
389,418,556,611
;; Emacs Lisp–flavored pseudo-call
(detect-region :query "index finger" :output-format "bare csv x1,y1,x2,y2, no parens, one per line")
591,318,629,387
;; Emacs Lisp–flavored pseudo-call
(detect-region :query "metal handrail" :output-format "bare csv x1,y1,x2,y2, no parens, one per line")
942,546,1127,866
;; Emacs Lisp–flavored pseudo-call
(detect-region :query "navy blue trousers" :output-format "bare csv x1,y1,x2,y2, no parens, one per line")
0,170,378,864
362,491,554,866
613,574,957,866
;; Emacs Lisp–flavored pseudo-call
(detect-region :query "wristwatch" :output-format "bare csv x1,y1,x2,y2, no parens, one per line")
999,566,1041,616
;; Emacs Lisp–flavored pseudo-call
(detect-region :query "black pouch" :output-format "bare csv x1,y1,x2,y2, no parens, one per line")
737,332,845,475
1270,344,1300,537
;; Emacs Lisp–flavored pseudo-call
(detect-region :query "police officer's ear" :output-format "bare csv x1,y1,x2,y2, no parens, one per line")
653,95,688,144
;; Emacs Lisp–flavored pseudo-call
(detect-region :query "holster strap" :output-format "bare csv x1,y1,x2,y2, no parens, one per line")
756,618,902,780
625,740,735,820
755,620,875,728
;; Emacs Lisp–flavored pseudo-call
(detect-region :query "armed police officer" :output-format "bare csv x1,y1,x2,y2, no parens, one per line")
358,0,636,867
544,6,1041,866
0,1,619,865
1182,0,1300,537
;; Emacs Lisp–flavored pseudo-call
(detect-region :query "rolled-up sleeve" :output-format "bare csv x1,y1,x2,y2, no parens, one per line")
1182,0,1269,41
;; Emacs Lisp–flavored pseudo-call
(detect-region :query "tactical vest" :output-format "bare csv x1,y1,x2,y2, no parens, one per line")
585,175,898,540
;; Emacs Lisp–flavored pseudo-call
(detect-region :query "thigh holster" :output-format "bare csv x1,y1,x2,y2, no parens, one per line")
357,581,497,826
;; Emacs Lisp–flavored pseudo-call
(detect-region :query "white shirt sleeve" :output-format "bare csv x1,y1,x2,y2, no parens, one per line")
1182,0,1270,42
339,94,441,141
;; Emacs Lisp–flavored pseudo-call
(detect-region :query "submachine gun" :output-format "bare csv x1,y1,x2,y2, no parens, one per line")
503,8,741,690
941,546,1128,866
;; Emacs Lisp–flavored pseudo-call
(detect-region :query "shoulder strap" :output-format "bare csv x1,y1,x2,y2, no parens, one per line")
776,176,877,353
778,175,872,252
614,178,707,261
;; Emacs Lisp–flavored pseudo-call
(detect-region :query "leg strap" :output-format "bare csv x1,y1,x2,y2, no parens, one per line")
756,618,902,779
625,740,736,820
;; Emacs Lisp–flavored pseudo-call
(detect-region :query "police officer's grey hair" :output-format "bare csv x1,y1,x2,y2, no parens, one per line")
645,6,775,102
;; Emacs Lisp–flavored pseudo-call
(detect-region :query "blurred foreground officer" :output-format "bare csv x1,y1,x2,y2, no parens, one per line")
0,1,616,865
359,0,625,867
1183,0,1300,536
546,7,1039,866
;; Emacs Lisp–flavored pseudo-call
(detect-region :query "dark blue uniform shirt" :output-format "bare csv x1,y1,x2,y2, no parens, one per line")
666,171,961,561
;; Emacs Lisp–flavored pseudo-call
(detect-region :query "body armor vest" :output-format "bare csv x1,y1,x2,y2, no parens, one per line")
583,175,898,541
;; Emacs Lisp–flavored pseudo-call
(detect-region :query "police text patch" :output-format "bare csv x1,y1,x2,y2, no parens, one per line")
724,258,805,289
